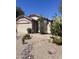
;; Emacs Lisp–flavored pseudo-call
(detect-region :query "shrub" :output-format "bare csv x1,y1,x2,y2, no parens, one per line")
51,16,62,36
23,34,31,39
22,34,31,44
27,28,32,34
53,35,62,45
48,39,53,43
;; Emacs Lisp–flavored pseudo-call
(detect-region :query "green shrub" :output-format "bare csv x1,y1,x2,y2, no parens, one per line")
27,28,32,34
23,34,31,39
50,16,62,45
51,16,62,36
53,36,62,45
48,39,53,43
22,34,31,44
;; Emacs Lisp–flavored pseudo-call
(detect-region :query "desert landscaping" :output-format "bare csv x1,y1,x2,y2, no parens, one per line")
16,33,62,59
16,0,62,59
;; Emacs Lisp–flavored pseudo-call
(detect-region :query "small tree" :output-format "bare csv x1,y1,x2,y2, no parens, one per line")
51,16,62,45
27,28,32,34
16,7,24,18
38,17,45,34
51,16,62,36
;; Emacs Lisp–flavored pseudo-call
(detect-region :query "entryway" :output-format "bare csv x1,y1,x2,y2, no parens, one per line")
32,20,38,33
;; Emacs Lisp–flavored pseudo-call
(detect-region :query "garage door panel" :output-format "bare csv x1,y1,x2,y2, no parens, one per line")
17,24,32,34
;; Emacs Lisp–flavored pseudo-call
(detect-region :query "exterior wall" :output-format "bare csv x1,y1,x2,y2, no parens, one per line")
38,20,48,33
43,20,47,33
16,16,51,35
47,22,51,33
38,22,40,33
17,18,32,35
31,17,39,21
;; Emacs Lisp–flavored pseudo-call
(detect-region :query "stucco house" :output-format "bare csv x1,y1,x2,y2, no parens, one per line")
16,14,51,35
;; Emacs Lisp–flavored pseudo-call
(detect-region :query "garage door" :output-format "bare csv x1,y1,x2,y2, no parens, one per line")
17,23,32,35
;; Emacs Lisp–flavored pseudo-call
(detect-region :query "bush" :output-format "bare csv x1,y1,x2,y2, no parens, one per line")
48,39,53,43
27,28,32,34
52,36,62,45
51,16,62,36
22,34,31,44
22,34,31,39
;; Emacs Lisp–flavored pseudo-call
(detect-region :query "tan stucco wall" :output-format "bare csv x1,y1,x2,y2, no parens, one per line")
31,17,39,20
47,22,51,33
17,18,32,35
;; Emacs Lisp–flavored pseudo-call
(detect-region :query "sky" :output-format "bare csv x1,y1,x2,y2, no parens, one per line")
16,0,62,20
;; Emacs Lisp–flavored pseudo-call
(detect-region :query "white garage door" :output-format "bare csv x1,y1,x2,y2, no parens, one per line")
17,23,32,35
17,18,32,35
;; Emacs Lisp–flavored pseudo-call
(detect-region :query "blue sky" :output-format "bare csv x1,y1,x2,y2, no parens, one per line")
16,0,61,20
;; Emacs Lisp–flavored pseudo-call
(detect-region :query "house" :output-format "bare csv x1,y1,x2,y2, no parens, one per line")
16,14,51,35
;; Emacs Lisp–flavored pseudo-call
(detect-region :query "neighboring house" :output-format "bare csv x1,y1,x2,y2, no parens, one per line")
16,14,51,35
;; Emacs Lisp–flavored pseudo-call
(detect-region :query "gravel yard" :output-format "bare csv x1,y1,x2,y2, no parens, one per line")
16,33,62,59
